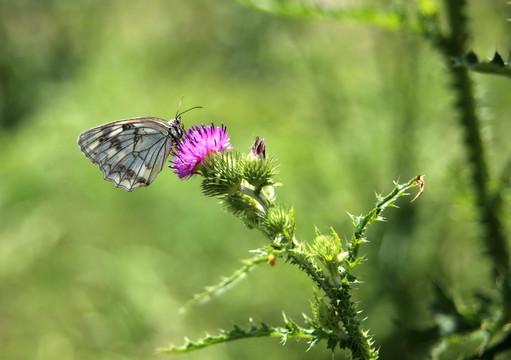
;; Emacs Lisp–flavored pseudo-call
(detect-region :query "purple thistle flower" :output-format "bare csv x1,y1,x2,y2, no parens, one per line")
170,123,233,179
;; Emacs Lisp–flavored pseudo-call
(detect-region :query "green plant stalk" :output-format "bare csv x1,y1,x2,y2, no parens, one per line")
250,177,422,359
220,181,380,358
240,183,270,210
160,167,422,356
351,177,422,258
179,252,271,311
435,0,511,317
285,177,422,359
157,321,318,354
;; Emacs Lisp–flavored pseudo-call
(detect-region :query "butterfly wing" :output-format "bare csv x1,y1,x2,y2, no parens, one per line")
78,117,181,191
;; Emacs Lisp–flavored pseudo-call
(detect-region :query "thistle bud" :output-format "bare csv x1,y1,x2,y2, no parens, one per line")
249,136,266,160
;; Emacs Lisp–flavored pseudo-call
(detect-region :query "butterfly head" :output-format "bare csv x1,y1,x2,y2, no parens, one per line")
173,105,203,139
170,116,185,140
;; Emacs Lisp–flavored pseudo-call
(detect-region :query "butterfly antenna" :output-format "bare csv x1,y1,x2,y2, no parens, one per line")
176,105,203,119
175,96,185,118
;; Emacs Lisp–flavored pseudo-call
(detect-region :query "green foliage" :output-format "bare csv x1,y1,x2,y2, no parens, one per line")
169,161,423,358
234,0,405,30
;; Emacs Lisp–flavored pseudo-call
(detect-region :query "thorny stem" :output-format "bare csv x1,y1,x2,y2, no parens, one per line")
283,177,423,359
288,249,374,359
434,0,511,319
351,176,423,260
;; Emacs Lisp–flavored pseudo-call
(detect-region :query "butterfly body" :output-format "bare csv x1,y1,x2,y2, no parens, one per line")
78,116,184,191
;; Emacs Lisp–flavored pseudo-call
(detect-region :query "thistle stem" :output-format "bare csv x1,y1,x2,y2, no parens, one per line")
240,183,270,211
434,0,511,319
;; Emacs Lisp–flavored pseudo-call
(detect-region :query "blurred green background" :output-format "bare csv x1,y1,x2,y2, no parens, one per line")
0,1,510,359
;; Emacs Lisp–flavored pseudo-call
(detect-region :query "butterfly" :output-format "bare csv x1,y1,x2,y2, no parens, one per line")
78,105,201,191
